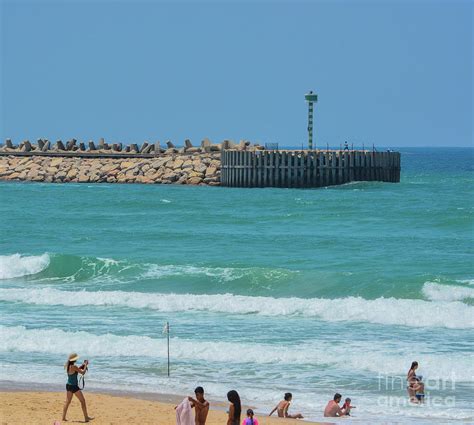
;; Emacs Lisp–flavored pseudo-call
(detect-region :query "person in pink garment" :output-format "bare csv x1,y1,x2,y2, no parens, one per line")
242,409,259,425
323,393,345,417
341,398,356,416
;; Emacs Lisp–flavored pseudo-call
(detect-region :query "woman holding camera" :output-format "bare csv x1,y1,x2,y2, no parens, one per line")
62,353,93,422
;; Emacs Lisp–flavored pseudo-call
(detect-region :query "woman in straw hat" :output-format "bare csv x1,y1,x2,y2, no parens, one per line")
62,353,93,422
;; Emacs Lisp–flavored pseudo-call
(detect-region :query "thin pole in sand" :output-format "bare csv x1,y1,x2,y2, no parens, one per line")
163,321,170,377
167,321,170,377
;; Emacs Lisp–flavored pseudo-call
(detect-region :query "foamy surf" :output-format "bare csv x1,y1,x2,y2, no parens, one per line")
423,282,474,302
0,287,472,329
1,325,472,381
0,253,50,280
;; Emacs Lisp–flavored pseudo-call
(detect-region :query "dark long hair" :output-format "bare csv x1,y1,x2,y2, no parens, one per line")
408,361,418,374
227,390,241,422
66,360,75,374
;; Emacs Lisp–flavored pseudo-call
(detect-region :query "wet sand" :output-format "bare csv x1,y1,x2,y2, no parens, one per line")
0,391,333,425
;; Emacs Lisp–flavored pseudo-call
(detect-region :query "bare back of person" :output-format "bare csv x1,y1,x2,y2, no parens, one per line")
194,399,209,425
277,400,289,417
324,400,344,417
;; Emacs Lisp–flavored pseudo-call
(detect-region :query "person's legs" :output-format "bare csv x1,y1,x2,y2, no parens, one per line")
288,413,304,419
62,391,74,420
407,387,418,403
74,390,92,421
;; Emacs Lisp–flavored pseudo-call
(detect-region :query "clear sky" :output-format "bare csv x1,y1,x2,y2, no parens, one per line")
1,0,472,148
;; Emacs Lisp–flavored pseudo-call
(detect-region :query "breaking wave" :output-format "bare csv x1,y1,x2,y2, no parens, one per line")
1,287,472,329
1,325,472,381
423,282,474,302
0,252,295,285
0,253,50,279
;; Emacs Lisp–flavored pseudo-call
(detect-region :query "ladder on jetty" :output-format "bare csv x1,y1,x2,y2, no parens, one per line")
221,150,400,188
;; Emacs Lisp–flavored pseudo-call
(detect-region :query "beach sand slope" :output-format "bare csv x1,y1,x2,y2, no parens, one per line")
0,392,331,425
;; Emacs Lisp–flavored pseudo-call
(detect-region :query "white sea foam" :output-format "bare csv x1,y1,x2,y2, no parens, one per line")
141,264,244,282
0,362,471,424
0,287,473,329
0,253,50,279
140,264,291,282
456,279,474,286
422,282,474,302
1,325,472,381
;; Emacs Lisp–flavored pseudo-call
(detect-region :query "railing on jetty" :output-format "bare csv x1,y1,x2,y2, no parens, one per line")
221,150,400,188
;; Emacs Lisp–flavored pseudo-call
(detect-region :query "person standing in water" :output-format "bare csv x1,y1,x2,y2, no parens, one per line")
227,390,242,425
62,353,93,422
407,361,425,403
269,392,304,419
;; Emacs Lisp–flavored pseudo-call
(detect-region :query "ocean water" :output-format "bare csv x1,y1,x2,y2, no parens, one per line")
0,147,473,424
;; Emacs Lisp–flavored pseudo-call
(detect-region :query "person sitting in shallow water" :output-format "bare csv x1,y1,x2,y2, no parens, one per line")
323,393,345,417
341,397,356,416
269,392,304,419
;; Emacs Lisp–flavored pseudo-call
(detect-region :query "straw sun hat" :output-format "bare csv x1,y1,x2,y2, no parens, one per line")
68,353,80,362
64,353,80,368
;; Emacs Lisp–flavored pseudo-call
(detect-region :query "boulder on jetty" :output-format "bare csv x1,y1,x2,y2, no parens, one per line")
0,152,222,186
0,137,266,186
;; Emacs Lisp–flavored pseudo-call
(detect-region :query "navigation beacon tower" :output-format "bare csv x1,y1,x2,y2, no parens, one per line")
305,91,318,150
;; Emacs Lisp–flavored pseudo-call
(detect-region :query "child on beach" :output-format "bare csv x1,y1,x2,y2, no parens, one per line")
341,398,356,415
269,393,304,419
242,408,259,425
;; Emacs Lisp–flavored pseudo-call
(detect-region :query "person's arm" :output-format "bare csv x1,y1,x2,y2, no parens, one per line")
336,406,345,417
70,364,88,375
269,404,278,416
227,404,234,425
284,402,290,418
188,397,208,408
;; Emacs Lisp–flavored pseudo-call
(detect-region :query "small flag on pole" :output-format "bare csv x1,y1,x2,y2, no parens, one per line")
162,322,169,334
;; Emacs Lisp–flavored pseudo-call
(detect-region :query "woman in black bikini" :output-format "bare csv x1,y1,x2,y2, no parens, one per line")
407,361,425,403
62,353,93,422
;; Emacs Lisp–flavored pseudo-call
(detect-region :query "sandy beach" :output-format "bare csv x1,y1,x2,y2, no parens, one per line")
0,391,332,425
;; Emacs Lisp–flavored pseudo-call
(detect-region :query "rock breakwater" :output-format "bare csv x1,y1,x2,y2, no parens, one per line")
0,138,265,185
0,153,221,185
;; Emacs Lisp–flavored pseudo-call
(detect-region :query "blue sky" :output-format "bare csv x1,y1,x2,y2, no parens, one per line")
1,0,472,147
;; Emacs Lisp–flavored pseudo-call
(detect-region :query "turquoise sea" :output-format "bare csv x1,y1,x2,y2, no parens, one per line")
1,147,473,423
